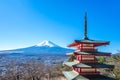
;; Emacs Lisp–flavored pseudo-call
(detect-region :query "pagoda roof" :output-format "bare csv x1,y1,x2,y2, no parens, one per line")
63,61,79,66
68,39,109,47
63,71,81,80
66,52,74,56
63,62,114,68
63,71,116,80
66,51,111,56
75,39,109,44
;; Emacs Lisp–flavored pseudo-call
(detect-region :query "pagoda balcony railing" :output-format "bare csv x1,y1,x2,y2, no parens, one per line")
77,48,98,52
75,54,97,62
73,68,100,74
74,60,97,63
79,72,100,75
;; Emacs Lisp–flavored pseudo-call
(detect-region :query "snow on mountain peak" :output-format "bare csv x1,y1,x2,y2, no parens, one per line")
36,40,59,47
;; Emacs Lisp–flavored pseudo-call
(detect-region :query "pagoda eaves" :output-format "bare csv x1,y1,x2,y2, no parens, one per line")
66,51,111,56
63,71,116,80
68,39,109,47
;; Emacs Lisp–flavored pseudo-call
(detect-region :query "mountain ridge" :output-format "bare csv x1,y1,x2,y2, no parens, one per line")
0,40,74,55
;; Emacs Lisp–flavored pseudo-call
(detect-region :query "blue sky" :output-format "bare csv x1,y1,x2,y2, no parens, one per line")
0,0,120,53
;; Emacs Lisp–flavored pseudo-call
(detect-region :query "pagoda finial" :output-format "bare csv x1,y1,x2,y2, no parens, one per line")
83,12,89,40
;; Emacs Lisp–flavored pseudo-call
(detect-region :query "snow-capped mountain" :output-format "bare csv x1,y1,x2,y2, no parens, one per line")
0,40,73,55
35,40,59,47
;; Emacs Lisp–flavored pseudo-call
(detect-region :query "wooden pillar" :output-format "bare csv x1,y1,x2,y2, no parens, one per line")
81,55,82,61
80,68,81,73
94,55,95,62
95,68,97,73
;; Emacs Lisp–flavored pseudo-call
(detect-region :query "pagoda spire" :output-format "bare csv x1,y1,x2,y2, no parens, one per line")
83,12,89,40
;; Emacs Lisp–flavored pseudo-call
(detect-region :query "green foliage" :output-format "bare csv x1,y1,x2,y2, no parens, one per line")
112,55,120,61
68,56,76,62
112,67,120,79
97,56,106,63
103,54,120,80
63,65,72,71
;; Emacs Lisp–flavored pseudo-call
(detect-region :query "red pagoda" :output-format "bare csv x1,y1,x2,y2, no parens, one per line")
63,13,116,80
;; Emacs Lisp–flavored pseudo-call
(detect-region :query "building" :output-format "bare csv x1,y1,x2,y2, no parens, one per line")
63,13,116,80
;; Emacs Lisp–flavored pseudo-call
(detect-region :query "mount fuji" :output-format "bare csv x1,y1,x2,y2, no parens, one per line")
35,40,59,47
0,40,74,55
